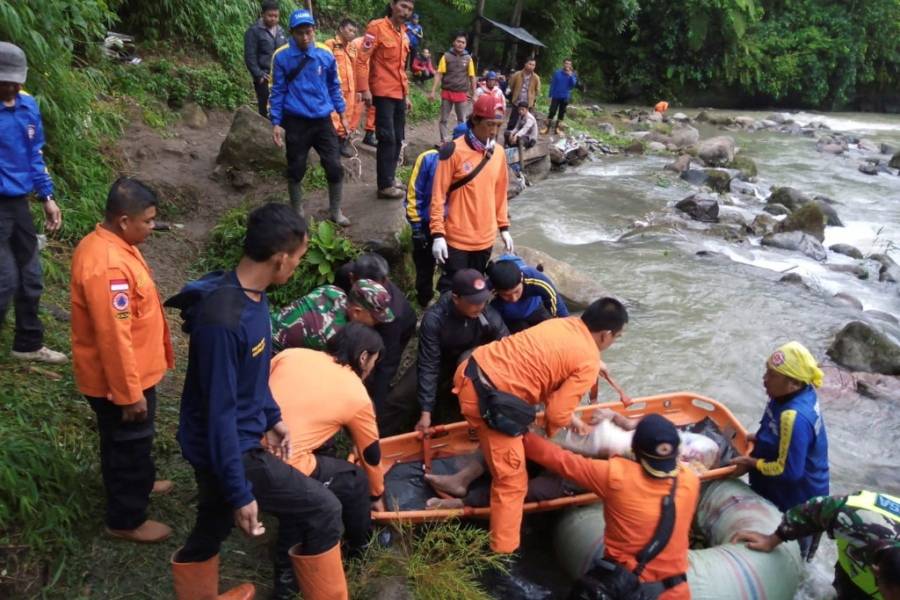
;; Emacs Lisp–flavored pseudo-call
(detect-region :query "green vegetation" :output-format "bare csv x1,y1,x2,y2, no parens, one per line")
199,206,360,308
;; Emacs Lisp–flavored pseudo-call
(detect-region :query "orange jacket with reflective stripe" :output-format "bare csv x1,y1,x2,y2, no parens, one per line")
269,348,384,497
471,317,600,436
356,17,410,99
70,225,174,405
524,434,699,600
429,136,510,251
324,35,357,100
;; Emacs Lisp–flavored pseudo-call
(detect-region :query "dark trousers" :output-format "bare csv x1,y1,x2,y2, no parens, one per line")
412,233,436,306
87,388,157,530
436,246,492,293
0,197,44,352
253,78,270,119
373,96,406,190
312,455,371,554
378,365,460,437
506,109,520,131
179,448,343,564
283,114,343,185
548,98,569,121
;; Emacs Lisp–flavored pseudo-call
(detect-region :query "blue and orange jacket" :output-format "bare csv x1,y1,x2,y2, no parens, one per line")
490,256,569,325
0,92,54,198
750,385,829,512
269,39,346,125
405,149,439,237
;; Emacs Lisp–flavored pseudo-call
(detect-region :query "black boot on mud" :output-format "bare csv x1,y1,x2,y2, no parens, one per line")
288,180,304,217
363,131,378,147
328,181,350,226
339,137,354,158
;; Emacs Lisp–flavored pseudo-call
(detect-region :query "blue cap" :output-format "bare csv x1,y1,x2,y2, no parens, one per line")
487,70,498,80
289,9,315,29
631,414,681,478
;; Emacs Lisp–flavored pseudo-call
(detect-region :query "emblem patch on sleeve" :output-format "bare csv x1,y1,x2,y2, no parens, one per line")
112,292,129,311
363,33,375,49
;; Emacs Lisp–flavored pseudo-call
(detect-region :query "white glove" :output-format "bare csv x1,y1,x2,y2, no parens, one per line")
432,237,448,264
501,230,514,254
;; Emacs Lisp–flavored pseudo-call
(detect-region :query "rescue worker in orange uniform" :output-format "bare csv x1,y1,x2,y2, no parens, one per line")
268,322,386,597
524,414,700,600
351,35,377,147
654,100,669,114
326,19,360,158
70,177,174,543
430,93,513,292
356,0,415,199
454,297,629,554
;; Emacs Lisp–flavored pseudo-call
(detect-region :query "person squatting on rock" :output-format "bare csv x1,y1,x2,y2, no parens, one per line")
430,93,513,292
165,204,350,600
270,9,351,225
243,0,287,119
356,0,416,200
0,42,67,365
71,178,175,543
429,30,476,143
325,18,361,159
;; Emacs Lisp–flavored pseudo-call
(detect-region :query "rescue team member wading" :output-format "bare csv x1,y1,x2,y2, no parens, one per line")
165,204,349,600
269,325,386,561
525,414,699,600
270,9,351,225
454,298,628,554
356,0,415,199
243,0,287,118
0,42,66,364
324,19,360,158
430,93,513,292
71,178,174,543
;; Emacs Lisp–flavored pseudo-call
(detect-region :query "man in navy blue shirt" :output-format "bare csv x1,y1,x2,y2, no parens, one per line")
0,42,66,364
486,255,569,333
166,203,348,600
271,9,350,225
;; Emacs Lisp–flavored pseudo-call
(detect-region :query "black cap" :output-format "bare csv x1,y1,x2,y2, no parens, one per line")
631,414,680,478
451,269,492,304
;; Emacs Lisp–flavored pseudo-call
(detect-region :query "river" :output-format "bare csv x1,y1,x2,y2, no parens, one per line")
509,109,900,598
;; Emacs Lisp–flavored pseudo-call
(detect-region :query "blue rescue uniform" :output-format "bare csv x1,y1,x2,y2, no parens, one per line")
490,256,569,333
0,92,54,198
269,40,346,126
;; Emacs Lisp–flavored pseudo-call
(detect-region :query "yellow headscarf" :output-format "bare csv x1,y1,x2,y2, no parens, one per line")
767,341,824,388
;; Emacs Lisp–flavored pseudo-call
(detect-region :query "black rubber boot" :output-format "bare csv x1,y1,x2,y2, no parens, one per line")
328,181,350,226
339,137,354,158
362,131,377,147
288,180,304,217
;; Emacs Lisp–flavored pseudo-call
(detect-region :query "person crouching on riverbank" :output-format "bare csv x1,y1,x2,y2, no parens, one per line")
730,341,830,557
71,177,174,543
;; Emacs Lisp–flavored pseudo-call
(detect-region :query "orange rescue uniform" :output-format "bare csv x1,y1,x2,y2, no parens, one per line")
71,225,174,404
453,317,601,552
269,348,384,498
356,17,409,100
523,433,699,600
429,137,510,251
326,35,359,139
655,101,670,113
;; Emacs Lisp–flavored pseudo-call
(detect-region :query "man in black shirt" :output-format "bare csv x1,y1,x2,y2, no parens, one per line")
243,0,287,118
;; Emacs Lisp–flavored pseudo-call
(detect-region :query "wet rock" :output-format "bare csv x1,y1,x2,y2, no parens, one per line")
680,169,708,186
734,116,756,129
761,231,827,261
779,272,805,285
889,151,900,170
811,199,843,226
827,321,900,375
524,155,551,182
776,203,827,242
858,138,880,153
703,169,733,193
826,264,869,280
698,136,736,166
624,140,645,154
647,111,663,123
829,243,864,259
858,163,879,176
767,112,791,124
767,186,810,212
819,143,845,155
726,155,758,179
514,246,606,311
647,141,667,152
760,119,778,128
831,293,864,310
675,194,719,223
730,179,761,198
750,213,780,236
217,106,285,172
549,144,566,165
181,102,208,129
763,203,791,217
880,143,898,155
717,205,753,227
870,253,900,283
672,112,689,122
507,167,525,199
665,154,692,174
670,125,700,148
855,372,900,401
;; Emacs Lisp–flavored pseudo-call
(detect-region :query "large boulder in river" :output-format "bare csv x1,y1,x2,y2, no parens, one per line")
858,138,880,153
675,194,719,223
829,244,864,259
670,125,700,148
514,246,605,311
764,203,791,217
665,154,692,174
218,106,285,172
890,151,900,169
750,213,780,236
811,198,843,226
775,203,827,241
870,253,900,283
726,155,758,179
827,321,900,375
766,187,810,212
680,169,709,186
698,136,736,166
703,169,733,193
761,231,827,261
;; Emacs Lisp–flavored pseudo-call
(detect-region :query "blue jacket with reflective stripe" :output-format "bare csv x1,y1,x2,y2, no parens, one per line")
269,40,346,125
0,92,54,198
405,149,439,235
750,385,829,512
490,262,569,323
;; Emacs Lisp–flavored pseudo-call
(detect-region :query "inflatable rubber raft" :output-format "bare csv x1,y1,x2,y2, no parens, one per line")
364,392,751,524
554,479,804,600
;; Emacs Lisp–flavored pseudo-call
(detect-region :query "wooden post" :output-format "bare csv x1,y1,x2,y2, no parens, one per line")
471,0,487,61
507,0,525,71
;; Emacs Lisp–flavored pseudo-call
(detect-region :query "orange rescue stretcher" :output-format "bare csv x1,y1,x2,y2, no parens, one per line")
359,392,750,524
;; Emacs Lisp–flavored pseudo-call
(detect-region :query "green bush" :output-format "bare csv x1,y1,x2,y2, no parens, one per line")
408,85,442,123
199,206,360,308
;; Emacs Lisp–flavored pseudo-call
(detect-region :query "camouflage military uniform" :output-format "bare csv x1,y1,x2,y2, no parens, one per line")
272,285,348,351
776,491,900,599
